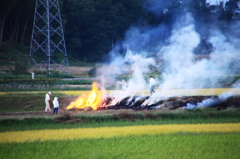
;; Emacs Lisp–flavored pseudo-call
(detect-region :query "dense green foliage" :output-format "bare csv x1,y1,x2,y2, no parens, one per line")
0,41,29,74
1,0,239,62
62,0,145,61
0,133,239,159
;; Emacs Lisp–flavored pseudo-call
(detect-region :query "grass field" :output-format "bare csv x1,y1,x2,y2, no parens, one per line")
0,130,239,159
0,115,239,158
0,89,239,159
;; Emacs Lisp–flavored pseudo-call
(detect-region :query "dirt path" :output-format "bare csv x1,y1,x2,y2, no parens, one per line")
0,108,143,119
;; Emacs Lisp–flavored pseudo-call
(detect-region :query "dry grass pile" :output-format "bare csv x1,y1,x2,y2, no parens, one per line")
54,113,89,124
59,95,78,107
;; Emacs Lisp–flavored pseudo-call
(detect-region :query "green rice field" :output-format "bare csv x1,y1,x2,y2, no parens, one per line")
0,123,239,159
0,133,239,159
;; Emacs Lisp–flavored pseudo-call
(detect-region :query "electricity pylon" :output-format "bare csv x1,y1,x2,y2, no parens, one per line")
29,0,69,73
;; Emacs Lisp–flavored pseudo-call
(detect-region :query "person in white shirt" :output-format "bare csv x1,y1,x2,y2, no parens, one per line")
31,72,35,79
45,92,52,112
149,76,156,95
53,97,59,114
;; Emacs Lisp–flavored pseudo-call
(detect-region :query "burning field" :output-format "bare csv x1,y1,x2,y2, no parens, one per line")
80,3,240,115
64,11,240,114
65,82,240,112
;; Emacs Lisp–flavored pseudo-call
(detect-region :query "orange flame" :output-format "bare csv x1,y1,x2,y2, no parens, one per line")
66,82,102,110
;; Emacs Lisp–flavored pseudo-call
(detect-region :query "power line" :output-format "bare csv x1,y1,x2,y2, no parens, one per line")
29,0,69,74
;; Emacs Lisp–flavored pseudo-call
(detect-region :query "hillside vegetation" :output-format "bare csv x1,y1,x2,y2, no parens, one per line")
0,41,94,77
1,0,240,62
0,41,29,74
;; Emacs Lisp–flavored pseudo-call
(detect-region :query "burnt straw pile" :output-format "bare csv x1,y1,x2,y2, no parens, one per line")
97,95,240,110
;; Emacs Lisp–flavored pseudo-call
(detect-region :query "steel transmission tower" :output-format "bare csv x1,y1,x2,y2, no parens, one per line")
29,0,69,73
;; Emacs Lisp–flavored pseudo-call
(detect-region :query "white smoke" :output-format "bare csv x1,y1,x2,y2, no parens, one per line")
97,48,155,99
183,97,218,109
206,0,229,6
97,3,240,101
158,13,201,90
183,91,233,109
156,13,240,96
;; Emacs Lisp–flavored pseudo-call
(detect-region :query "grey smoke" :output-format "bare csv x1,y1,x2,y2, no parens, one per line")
157,13,239,92
97,1,240,101
183,97,218,109
183,91,233,109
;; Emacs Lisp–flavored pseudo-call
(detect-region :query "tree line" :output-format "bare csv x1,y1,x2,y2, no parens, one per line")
0,0,239,62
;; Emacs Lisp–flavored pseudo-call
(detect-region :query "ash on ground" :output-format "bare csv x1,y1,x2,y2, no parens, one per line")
97,95,240,111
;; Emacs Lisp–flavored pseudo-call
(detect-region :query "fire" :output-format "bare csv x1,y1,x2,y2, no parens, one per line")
66,82,102,110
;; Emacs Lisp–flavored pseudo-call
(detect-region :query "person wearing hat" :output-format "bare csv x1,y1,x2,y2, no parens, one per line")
45,92,52,112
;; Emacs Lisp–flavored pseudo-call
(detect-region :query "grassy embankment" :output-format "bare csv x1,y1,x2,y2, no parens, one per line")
0,109,240,132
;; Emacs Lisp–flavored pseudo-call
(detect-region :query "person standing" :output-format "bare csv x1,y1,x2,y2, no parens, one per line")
32,72,35,80
149,76,156,95
45,92,52,112
53,97,59,114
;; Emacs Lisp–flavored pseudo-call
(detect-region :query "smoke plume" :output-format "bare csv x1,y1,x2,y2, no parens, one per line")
97,0,240,100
